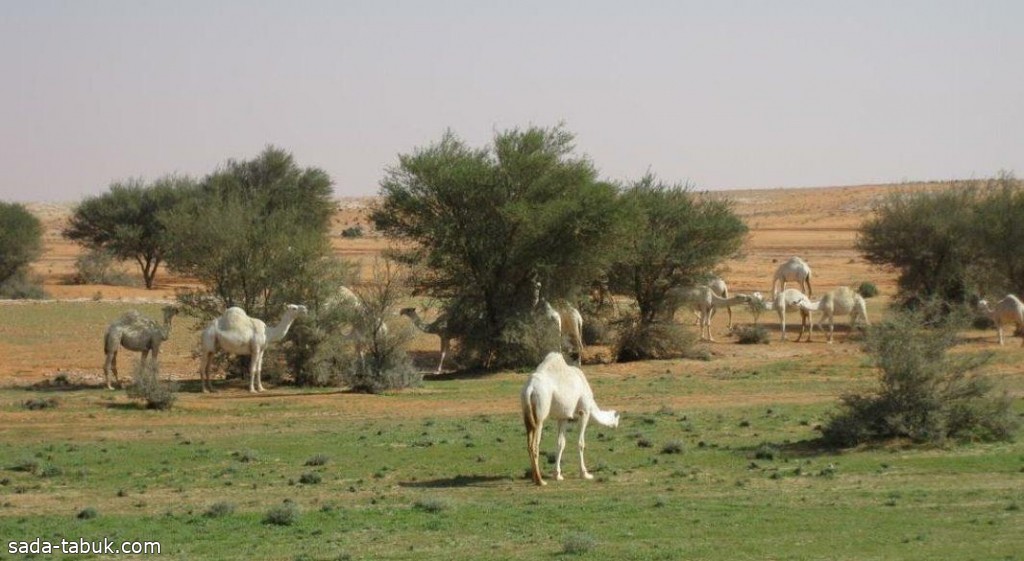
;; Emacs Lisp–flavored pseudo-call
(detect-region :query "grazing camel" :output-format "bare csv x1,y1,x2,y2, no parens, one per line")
692,276,735,328
771,288,815,342
103,306,178,390
521,352,619,486
669,286,751,341
399,307,453,374
338,286,389,363
796,286,870,343
771,256,813,298
747,292,769,325
199,304,307,393
977,295,1024,346
532,280,584,363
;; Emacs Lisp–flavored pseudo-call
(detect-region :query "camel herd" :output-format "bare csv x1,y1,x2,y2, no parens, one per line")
96,254,1024,485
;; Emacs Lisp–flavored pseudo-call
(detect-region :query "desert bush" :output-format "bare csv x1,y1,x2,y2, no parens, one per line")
857,281,880,298
413,498,450,513
22,397,59,410
304,454,329,467
125,361,176,410
0,269,47,299
661,440,684,454
77,507,98,520
203,501,235,518
822,306,1018,446
298,472,322,485
0,202,43,288
615,320,698,362
734,324,770,344
561,532,597,555
70,248,137,286
340,226,364,238
263,501,299,526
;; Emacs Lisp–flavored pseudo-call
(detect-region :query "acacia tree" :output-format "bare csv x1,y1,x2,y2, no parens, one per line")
0,201,44,291
970,173,1024,295
372,126,628,367
857,186,980,306
607,176,747,359
63,175,195,289
161,146,336,320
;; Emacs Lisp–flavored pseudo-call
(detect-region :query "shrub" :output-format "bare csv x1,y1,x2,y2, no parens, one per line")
10,458,39,473
340,226,364,238
125,361,176,410
753,442,780,460
857,281,880,298
298,472,322,485
22,397,59,410
77,507,98,520
203,501,235,518
734,324,770,344
263,501,299,526
304,454,329,467
822,306,1018,446
615,320,698,362
661,441,684,454
70,249,138,286
561,532,597,555
413,498,450,513
0,269,47,299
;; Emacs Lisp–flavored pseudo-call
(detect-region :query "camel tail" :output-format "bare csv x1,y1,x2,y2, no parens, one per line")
805,271,813,296
521,385,539,433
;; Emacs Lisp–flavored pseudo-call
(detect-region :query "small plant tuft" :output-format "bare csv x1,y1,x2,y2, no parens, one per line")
304,454,329,467
298,472,322,485
660,440,684,454
125,361,176,410
413,497,450,513
561,532,597,555
22,397,59,410
263,501,299,526
203,501,236,518
734,324,770,345
76,507,98,520
857,281,880,298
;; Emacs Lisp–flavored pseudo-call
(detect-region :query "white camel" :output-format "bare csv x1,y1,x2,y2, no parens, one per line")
103,306,178,390
338,286,389,363
977,295,1024,346
771,288,816,342
532,280,584,363
670,286,750,341
690,276,735,328
199,304,307,393
520,352,619,486
399,307,453,374
796,286,870,343
771,256,813,298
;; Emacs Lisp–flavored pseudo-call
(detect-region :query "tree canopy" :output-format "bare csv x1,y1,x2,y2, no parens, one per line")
372,126,628,366
63,175,195,289
0,201,44,285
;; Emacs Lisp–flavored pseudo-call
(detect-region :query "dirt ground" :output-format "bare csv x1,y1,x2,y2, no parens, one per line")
8,182,956,390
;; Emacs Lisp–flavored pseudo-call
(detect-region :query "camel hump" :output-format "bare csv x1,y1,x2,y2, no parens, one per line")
218,307,252,331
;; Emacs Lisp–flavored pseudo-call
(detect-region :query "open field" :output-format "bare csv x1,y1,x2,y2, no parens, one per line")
3,183,1023,560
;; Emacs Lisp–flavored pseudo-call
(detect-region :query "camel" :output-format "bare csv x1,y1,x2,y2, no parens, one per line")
669,286,750,341
199,304,307,393
771,256,813,298
691,276,734,328
399,307,453,374
977,295,1024,346
796,286,870,343
337,286,389,363
521,352,619,486
103,306,178,390
532,280,584,363
771,288,815,342
747,291,769,325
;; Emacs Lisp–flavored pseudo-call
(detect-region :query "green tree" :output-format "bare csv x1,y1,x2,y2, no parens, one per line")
608,176,747,326
63,175,195,289
857,186,980,306
372,126,627,367
162,146,337,319
971,172,1024,295
0,201,44,285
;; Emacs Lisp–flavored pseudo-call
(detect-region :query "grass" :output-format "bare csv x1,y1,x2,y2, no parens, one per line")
0,301,1022,559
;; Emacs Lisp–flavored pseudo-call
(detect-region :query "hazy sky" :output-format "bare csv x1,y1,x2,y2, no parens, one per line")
2,1,1022,202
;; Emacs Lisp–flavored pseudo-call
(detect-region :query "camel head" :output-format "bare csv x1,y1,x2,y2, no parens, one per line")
285,304,309,318
592,408,620,428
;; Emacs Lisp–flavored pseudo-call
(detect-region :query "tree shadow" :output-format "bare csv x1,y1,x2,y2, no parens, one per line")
399,474,512,488
735,438,843,459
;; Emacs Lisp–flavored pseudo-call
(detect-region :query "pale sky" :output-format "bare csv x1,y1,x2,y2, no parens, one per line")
2,0,1022,203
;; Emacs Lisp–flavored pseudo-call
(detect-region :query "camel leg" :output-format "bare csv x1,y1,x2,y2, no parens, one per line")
997,325,1005,345
577,411,593,480
527,422,546,486
436,338,449,375
255,349,266,392
248,348,260,393
200,352,213,393
104,351,118,390
554,420,568,481
726,305,733,329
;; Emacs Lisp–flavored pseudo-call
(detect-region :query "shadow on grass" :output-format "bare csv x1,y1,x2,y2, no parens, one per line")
736,438,843,459
399,474,512,488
